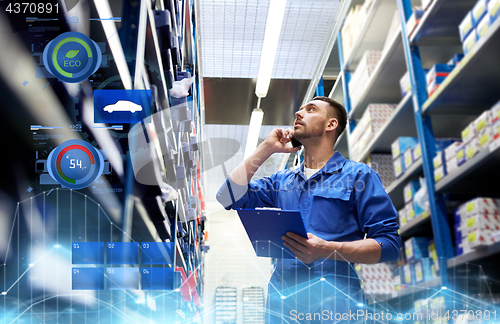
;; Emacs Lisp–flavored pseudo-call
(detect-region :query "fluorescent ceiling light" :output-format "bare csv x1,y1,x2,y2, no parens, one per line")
94,0,132,90
255,0,287,98
244,108,264,160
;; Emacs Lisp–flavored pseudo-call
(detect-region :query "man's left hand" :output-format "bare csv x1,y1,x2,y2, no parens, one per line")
282,232,330,264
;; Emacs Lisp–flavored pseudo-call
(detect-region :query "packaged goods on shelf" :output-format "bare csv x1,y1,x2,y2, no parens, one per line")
477,13,492,38
446,157,459,174
405,237,430,262
392,137,419,160
414,258,435,284
456,142,466,166
393,271,402,291
465,135,481,160
459,12,474,41
413,143,422,160
365,154,396,188
494,120,500,139
341,0,375,59
433,151,444,169
428,240,439,273
444,141,463,161
467,228,496,249
463,29,478,56
475,110,493,133
490,0,500,21
403,147,415,169
492,100,500,123
462,214,500,234
404,180,420,204
461,122,477,144
447,53,464,66
413,194,428,217
434,165,445,182
479,126,494,148
402,263,414,285
406,7,424,38
349,50,383,107
405,201,415,222
426,64,454,97
398,207,407,226
472,0,488,25
457,197,499,218
393,155,404,178
399,71,411,98
356,263,396,280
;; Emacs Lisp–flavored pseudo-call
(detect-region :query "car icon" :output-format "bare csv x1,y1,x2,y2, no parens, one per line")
103,100,143,113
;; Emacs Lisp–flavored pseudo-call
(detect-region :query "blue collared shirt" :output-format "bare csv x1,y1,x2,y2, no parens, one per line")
217,152,401,262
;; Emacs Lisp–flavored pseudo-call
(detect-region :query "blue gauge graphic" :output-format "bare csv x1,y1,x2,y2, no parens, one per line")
47,140,104,190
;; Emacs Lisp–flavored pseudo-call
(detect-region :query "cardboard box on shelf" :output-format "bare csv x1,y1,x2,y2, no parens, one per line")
458,197,499,218
414,258,435,284
493,120,500,140
459,11,474,41
393,155,405,178
462,214,500,234
472,0,488,25
433,151,444,169
392,137,419,160
474,110,493,133
463,29,478,56
489,0,500,22
477,13,491,38
404,147,414,169
407,8,424,38
467,228,495,249
398,207,408,227
405,237,430,262
492,101,500,124
461,122,477,144
479,126,494,148
365,154,395,188
456,142,466,166
434,165,445,183
413,143,422,161
399,72,411,98
465,135,481,160
404,180,421,204
447,53,464,66
444,141,462,161
402,263,414,285
446,157,459,175
426,64,454,86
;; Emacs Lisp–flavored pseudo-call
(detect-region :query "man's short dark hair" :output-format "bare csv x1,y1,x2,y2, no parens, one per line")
312,96,348,140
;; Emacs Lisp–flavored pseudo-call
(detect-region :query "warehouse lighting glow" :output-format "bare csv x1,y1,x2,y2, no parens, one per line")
255,0,287,98
244,108,264,160
94,0,132,90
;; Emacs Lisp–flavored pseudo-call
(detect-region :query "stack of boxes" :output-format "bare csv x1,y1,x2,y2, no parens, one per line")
340,0,375,60
426,63,454,97
398,179,429,228
391,137,419,178
406,7,424,38
364,154,396,189
348,51,383,108
459,0,500,56
440,101,500,181
356,262,397,296
454,197,500,255
350,104,397,161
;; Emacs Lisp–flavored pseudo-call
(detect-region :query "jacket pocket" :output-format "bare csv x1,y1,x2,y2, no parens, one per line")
309,187,353,234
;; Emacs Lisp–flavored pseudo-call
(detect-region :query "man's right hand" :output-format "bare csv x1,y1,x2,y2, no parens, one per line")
263,128,301,154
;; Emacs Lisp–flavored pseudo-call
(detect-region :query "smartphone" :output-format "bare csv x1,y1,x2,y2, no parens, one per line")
291,136,302,148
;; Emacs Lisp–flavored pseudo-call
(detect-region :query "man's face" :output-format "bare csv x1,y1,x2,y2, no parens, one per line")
293,100,331,141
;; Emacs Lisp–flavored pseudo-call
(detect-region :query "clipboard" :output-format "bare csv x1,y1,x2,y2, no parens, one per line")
237,209,308,259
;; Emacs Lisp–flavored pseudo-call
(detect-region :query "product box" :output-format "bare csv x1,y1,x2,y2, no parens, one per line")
459,11,474,41
404,180,421,204
463,214,500,234
491,100,500,124
479,126,494,148
461,121,477,144
398,207,408,227
446,157,459,175
399,71,411,98
413,198,427,217
475,110,493,133
407,8,425,38
465,135,481,160
472,0,488,25
463,29,478,56
413,143,422,160
404,147,414,169
456,142,466,166
444,141,462,161
434,165,445,183
494,120,500,140
467,228,495,249
477,13,491,39
414,258,435,284
351,104,396,142
392,137,419,159
405,237,430,262
426,64,454,86
428,240,439,273
458,197,499,218
365,154,396,188
402,263,414,285
489,0,500,21
405,201,415,221
393,155,405,178
433,151,444,169
447,53,464,66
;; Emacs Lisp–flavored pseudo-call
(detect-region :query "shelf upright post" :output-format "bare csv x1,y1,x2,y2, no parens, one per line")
397,0,454,287
337,32,355,158
316,77,325,97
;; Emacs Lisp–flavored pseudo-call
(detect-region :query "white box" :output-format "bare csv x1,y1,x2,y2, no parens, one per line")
477,13,491,39
459,197,499,218
467,228,494,249
393,156,404,178
399,207,408,227
491,101,500,124
404,147,414,169
434,165,445,183
490,0,500,21
461,122,477,144
444,141,462,161
479,126,494,148
446,157,459,174
494,120,500,139
405,201,415,221
465,135,481,160
413,143,422,161
474,110,493,133
433,151,443,169
459,11,474,41
463,29,478,56
472,0,488,24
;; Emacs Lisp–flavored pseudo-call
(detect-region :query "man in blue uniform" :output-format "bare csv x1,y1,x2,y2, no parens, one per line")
217,97,401,323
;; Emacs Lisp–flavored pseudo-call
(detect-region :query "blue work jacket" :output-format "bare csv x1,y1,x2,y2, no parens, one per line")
217,152,401,263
